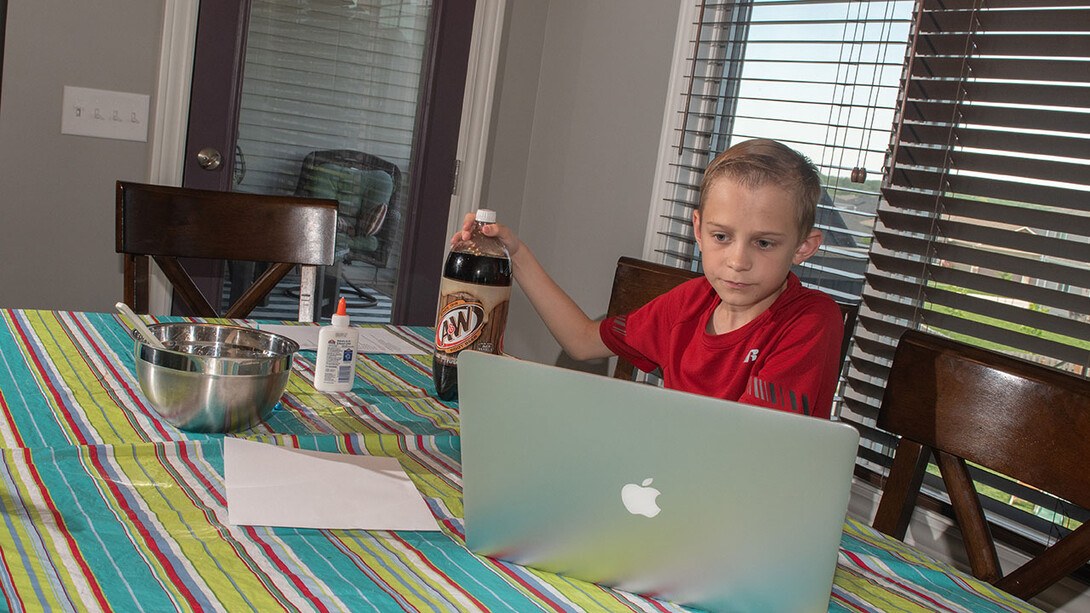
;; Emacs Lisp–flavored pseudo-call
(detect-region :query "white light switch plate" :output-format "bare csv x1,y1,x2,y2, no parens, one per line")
61,86,150,142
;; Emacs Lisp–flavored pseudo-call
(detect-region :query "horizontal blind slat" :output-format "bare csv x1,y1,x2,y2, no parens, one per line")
868,251,1090,315
906,80,1090,108
894,123,1090,163
891,149,1090,193
911,57,1090,84
900,101,1090,136
916,33,1090,58
874,209,1090,265
924,8,1090,36
870,229,1090,288
881,187,1090,235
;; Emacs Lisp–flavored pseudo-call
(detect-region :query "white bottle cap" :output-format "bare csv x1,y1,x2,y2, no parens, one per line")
475,208,497,224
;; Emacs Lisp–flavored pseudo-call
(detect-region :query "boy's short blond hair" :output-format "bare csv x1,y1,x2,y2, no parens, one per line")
698,139,822,242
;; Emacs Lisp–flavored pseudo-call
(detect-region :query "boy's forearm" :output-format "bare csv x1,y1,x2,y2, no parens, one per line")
510,245,612,361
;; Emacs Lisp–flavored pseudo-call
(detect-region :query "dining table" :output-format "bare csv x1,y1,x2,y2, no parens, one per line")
0,308,1045,612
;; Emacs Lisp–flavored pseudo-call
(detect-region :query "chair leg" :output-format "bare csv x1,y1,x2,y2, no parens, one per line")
340,272,377,307
284,269,379,309
873,439,930,540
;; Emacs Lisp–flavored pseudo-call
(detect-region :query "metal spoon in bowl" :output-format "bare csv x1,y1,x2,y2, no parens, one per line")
114,301,166,349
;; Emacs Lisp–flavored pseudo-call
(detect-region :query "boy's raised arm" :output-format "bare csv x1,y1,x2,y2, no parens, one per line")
450,213,612,361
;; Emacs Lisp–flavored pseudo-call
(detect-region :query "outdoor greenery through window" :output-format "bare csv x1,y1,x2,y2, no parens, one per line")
658,0,1090,557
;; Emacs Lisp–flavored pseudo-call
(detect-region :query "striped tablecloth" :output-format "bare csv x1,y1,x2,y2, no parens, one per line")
0,309,1043,612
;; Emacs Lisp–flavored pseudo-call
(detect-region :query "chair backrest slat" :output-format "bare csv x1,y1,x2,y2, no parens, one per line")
117,182,337,264
116,181,338,321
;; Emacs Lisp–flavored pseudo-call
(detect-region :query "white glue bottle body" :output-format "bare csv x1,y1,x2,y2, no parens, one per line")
314,297,358,392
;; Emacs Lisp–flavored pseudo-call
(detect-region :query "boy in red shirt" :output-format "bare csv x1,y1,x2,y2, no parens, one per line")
451,139,843,418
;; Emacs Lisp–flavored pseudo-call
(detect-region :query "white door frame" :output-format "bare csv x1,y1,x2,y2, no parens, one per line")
445,0,506,241
147,0,505,315
145,0,199,314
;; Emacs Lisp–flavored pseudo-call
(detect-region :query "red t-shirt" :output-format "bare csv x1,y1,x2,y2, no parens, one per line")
599,273,843,419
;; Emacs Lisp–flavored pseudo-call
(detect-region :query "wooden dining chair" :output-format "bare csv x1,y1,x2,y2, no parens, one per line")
605,256,859,381
872,329,1090,600
115,181,338,322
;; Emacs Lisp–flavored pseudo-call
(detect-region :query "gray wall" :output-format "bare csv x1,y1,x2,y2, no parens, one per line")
481,0,678,368
0,0,163,312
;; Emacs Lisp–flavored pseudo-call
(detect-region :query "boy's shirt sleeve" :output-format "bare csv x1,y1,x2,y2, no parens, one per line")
599,313,659,374
599,279,697,375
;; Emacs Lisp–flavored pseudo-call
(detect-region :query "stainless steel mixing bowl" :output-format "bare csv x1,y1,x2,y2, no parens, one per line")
132,323,299,432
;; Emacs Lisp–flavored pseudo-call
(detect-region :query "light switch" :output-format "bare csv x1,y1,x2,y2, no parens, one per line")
61,86,150,142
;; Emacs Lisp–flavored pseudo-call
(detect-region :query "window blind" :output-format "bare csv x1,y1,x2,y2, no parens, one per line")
660,0,915,314
842,0,1090,547
235,0,429,196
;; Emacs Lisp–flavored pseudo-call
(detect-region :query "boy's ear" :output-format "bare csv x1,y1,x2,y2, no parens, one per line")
792,229,823,264
692,209,703,249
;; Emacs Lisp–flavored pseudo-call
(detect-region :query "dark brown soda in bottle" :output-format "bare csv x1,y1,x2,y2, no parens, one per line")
433,209,512,401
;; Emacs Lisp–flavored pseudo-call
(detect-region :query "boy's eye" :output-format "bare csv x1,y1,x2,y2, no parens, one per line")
756,239,776,249
712,233,728,242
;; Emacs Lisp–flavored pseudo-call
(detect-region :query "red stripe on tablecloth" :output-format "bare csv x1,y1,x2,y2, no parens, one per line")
243,524,332,612
21,446,111,610
0,390,27,449
489,561,570,613
9,314,90,446
83,444,204,611
840,549,962,613
408,434,459,478
0,543,32,613
69,313,174,441
389,531,491,610
176,442,225,507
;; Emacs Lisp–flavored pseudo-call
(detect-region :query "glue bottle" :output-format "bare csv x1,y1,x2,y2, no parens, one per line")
315,297,358,392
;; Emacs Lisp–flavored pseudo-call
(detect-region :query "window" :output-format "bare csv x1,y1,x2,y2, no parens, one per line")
656,0,914,308
654,0,1090,560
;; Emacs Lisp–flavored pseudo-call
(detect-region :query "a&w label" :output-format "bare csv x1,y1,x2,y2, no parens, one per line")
436,298,485,353
434,280,510,360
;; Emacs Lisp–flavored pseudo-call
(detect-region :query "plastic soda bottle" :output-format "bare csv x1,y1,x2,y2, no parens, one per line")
433,209,512,401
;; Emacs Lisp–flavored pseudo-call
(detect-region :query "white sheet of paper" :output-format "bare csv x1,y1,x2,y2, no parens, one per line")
224,438,440,531
258,324,425,355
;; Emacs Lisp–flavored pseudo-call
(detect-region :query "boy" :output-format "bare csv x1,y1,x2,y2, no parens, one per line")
452,139,844,419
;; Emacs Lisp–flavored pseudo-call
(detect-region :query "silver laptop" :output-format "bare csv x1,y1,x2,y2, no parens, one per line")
458,351,859,613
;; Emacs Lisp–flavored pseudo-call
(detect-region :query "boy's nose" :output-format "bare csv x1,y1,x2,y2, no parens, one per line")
726,244,752,271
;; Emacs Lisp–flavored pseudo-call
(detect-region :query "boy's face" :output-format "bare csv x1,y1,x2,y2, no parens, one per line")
693,177,822,323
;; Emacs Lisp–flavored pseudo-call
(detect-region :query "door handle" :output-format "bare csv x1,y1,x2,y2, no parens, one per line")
197,147,223,170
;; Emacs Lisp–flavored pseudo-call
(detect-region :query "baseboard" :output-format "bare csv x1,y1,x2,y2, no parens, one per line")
848,478,1090,612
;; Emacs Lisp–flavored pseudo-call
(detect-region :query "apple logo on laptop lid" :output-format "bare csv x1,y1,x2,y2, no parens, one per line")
621,478,661,518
